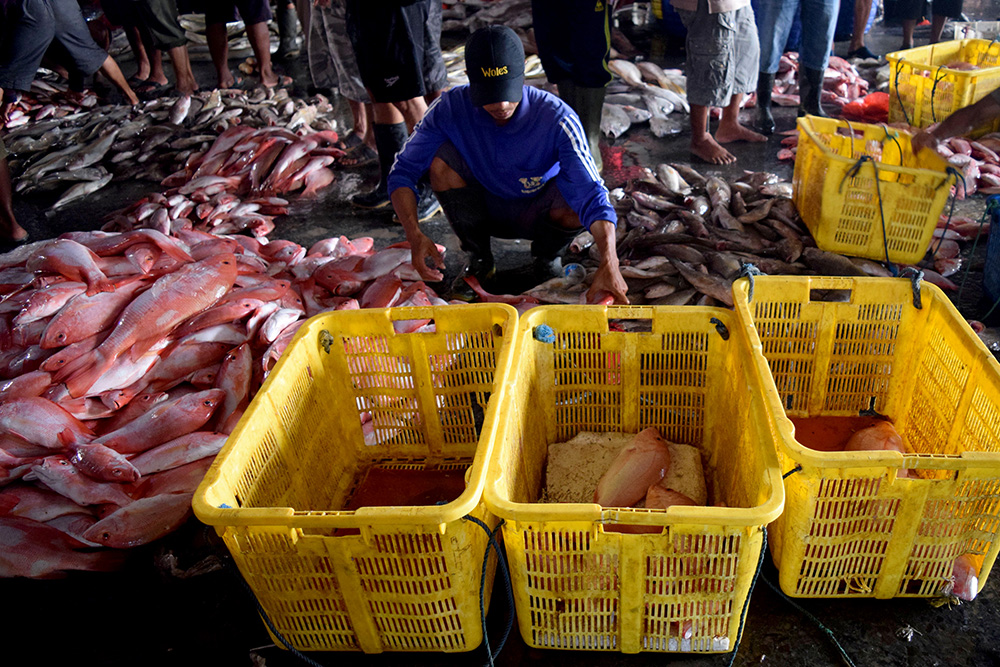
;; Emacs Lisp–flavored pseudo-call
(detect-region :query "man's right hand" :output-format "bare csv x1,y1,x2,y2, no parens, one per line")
410,231,445,282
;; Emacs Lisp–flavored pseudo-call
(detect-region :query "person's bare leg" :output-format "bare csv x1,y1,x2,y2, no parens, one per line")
930,14,948,43
849,0,873,53
362,102,375,149
98,55,139,105
689,104,734,164
147,48,168,85
715,93,766,145
207,22,233,88
166,45,199,95
125,26,151,80
372,101,405,125
902,19,916,49
246,22,279,87
394,97,428,133
0,158,28,242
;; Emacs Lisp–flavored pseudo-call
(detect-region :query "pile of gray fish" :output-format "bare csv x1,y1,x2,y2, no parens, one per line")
528,162,978,307
5,87,338,211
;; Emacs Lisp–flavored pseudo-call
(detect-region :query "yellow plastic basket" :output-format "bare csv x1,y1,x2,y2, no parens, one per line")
887,39,1000,136
483,306,785,654
793,116,954,265
732,275,1000,599
192,304,517,652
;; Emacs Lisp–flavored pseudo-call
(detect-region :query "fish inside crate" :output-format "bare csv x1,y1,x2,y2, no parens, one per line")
483,305,785,654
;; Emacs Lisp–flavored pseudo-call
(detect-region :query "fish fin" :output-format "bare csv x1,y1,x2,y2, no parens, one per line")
62,351,113,399
57,429,79,448
85,279,117,297
127,337,163,361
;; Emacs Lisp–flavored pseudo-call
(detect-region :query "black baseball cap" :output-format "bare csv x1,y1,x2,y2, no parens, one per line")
465,25,524,107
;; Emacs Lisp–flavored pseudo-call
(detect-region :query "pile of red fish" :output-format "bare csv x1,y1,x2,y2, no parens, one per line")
104,125,343,237
0,226,460,577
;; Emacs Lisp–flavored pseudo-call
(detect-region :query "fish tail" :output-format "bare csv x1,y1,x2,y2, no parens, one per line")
63,351,113,399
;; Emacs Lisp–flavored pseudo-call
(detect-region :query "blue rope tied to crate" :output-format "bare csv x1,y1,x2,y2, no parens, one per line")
839,156,897,276
464,515,515,667
782,464,803,479
739,263,764,302
532,323,556,344
724,526,768,667
893,57,912,126
899,267,925,309
760,574,858,667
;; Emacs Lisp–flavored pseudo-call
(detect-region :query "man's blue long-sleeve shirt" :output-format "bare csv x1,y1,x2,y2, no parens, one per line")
386,84,617,231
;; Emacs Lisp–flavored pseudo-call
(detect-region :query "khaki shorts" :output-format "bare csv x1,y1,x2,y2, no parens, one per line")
676,0,759,108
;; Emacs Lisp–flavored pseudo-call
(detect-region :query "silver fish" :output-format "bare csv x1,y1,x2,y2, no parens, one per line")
49,173,113,210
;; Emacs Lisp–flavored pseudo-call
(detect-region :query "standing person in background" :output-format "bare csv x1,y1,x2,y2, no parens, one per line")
531,0,612,173
672,0,765,165
0,0,139,114
275,2,302,60
900,1,963,50
0,131,28,244
309,0,377,165
847,0,878,60
755,0,838,134
101,0,164,90
344,0,441,220
102,0,199,97
206,0,288,89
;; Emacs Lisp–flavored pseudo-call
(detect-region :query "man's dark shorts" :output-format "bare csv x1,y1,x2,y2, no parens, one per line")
102,0,187,50
345,0,431,103
205,0,272,26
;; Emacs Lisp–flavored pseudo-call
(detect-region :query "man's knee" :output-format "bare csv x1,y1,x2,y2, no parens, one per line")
429,157,465,190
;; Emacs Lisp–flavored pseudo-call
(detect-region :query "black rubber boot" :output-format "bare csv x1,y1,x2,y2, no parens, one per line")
276,3,301,59
435,187,495,300
351,122,407,209
560,80,605,173
756,72,775,135
798,67,827,118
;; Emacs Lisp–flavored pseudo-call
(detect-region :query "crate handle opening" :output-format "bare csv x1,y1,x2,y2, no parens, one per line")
809,288,853,302
608,317,653,333
394,318,434,333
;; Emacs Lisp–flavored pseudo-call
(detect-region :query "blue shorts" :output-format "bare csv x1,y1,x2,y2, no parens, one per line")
205,0,272,25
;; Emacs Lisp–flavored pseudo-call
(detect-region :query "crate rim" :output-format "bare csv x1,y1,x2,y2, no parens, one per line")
885,38,1000,74
482,304,786,528
796,116,952,182
732,275,1000,472
192,303,518,529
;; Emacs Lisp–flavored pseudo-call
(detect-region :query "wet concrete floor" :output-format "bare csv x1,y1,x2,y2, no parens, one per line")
5,8,1000,667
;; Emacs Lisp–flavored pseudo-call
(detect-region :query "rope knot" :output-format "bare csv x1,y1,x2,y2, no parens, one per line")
899,267,924,309
739,263,763,303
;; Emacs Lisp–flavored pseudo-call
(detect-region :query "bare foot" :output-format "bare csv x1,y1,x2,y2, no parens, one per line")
691,135,736,165
218,71,237,89
716,123,767,144
1,216,28,243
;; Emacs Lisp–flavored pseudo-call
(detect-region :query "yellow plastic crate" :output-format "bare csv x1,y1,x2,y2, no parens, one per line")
192,304,517,652
483,306,785,654
732,275,1000,599
793,116,953,265
887,39,1000,136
